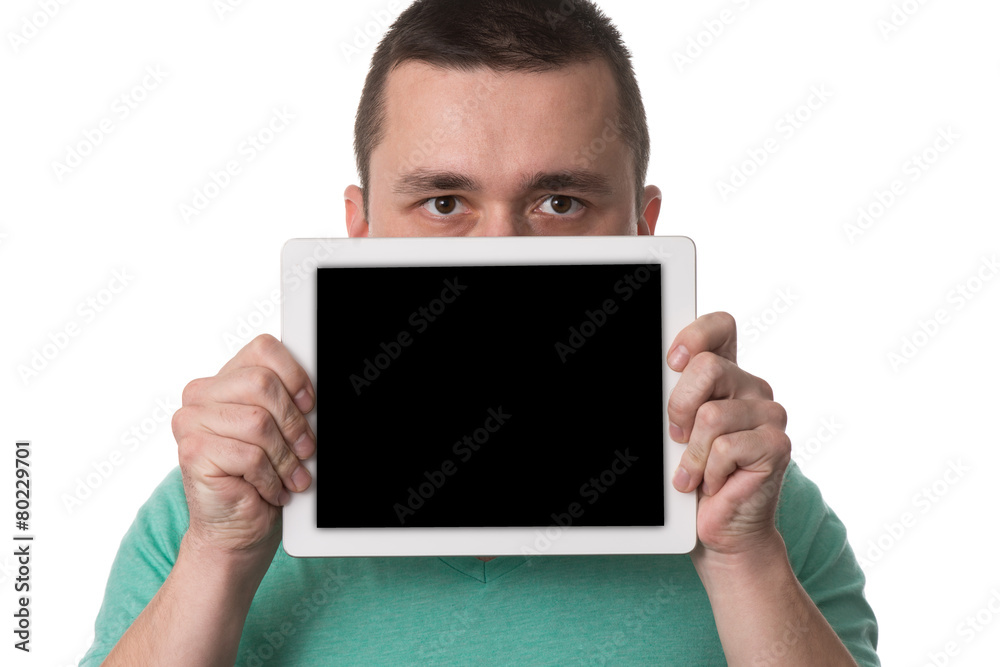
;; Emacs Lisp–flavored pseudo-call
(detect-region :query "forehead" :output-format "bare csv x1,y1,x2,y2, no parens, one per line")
371,59,625,189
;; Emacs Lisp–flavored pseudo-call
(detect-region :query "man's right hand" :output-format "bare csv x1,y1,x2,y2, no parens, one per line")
171,333,315,560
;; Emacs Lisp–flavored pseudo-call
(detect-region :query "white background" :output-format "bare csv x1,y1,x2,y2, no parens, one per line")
1,0,998,665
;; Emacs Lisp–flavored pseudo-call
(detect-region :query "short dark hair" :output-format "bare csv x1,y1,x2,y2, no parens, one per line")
353,0,650,221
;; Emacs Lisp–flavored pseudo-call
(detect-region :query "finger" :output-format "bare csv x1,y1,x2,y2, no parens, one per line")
667,352,773,443
701,425,790,500
183,365,315,460
674,398,783,493
178,429,290,507
218,334,316,414
667,311,737,372
180,402,311,494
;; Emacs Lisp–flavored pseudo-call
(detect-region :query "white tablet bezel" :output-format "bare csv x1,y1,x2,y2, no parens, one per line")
281,236,697,557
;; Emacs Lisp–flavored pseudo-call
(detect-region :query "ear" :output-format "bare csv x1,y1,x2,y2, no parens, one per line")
344,185,370,238
637,184,661,236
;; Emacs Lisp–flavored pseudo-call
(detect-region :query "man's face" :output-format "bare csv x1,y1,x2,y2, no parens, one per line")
345,59,660,237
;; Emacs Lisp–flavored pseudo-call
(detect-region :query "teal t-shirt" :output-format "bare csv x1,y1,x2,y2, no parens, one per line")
81,461,879,665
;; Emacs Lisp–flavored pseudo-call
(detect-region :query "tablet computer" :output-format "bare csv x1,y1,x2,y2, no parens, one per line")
281,236,696,557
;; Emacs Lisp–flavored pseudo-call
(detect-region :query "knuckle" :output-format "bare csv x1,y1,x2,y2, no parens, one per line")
245,405,274,438
181,377,206,406
691,352,724,388
713,432,734,458
714,311,737,333
249,333,280,358
757,376,774,400
769,401,788,429
247,445,270,473
247,367,279,401
696,401,725,432
171,406,188,438
176,431,206,467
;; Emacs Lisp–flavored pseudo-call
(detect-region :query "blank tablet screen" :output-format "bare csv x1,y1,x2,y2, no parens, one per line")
316,264,664,528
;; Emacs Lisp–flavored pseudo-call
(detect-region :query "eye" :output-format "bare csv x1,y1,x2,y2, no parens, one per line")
538,195,584,216
421,196,468,216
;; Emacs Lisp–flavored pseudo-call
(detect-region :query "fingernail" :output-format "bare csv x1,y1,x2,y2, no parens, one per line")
668,344,690,370
669,422,683,442
293,432,312,458
291,465,311,492
278,489,291,506
294,388,313,413
673,466,691,492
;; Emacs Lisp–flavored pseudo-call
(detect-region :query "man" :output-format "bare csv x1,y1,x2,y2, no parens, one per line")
84,0,879,664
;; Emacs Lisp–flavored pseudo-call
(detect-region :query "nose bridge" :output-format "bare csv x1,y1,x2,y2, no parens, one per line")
470,201,526,236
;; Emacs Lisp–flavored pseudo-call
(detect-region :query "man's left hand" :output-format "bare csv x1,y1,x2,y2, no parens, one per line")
667,311,791,557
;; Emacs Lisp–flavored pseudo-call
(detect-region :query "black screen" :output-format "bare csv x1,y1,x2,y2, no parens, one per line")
316,264,664,528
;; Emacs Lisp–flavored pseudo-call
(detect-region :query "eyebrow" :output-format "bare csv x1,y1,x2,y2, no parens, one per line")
391,169,615,198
